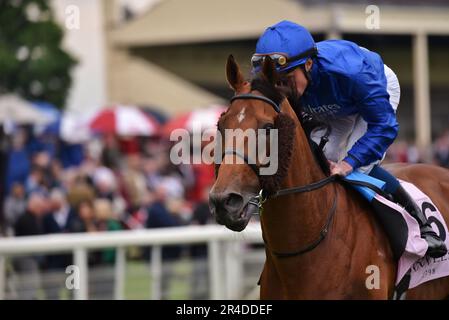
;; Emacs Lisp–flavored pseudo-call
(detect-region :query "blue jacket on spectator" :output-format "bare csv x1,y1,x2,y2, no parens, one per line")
146,201,182,260
6,149,30,193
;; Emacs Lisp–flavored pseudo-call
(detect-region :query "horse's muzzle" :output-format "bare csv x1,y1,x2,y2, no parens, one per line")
209,191,257,231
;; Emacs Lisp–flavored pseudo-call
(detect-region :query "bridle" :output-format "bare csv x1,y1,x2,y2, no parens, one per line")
222,92,339,258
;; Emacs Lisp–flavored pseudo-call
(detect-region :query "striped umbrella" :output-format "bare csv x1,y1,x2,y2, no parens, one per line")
89,106,160,136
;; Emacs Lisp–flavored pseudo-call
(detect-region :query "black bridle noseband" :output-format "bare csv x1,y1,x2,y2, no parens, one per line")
230,94,281,113
224,92,339,258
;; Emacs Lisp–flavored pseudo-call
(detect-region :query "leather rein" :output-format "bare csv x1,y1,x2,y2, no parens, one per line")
225,93,339,258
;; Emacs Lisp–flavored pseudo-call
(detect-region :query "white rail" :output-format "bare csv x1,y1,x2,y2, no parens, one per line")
0,223,263,300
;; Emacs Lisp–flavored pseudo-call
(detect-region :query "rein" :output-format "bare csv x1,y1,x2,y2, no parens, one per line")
269,186,338,258
228,92,339,258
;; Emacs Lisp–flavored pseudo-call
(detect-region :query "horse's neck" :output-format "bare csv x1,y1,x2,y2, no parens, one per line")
261,120,335,255
288,125,326,190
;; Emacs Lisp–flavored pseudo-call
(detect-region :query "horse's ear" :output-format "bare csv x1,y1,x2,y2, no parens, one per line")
226,54,245,92
262,56,279,86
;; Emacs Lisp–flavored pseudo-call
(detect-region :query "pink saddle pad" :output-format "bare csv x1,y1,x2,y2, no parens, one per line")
375,180,449,290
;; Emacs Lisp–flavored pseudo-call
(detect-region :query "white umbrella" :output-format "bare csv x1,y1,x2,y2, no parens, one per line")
0,94,51,125
60,111,95,143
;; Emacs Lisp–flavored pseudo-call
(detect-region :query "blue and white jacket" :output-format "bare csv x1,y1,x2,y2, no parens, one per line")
300,39,399,169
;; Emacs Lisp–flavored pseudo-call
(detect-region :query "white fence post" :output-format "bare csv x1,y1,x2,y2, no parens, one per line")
74,248,88,300
114,247,126,300
208,240,222,299
151,245,162,300
224,241,243,299
0,256,5,300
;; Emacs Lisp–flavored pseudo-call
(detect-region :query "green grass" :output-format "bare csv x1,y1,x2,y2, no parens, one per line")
5,256,203,300
124,261,151,299
124,259,193,300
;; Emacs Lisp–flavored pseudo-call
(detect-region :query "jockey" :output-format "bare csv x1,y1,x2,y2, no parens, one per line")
252,20,447,258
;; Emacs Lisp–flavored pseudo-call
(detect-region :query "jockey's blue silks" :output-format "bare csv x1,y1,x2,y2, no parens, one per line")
300,40,398,170
253,21,399,170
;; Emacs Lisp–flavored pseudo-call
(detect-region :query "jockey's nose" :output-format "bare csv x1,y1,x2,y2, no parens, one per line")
209,191,244,217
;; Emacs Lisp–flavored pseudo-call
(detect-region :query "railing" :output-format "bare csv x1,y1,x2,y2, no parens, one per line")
0,223,263,300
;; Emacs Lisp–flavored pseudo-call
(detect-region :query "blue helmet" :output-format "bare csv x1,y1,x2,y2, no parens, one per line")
252,20,317,74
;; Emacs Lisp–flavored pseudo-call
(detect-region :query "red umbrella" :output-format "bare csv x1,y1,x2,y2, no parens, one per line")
89,106,160,136
162,105,226,136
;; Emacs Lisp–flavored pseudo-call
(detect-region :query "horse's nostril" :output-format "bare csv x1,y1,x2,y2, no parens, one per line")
225,193,244,210
209,192,244,213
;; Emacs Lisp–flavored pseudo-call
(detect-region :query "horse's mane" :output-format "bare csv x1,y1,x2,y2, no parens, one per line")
250,76,331,176
250,78,285,109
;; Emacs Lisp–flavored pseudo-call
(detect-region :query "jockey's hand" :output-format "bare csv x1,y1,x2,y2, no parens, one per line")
329,160,353,177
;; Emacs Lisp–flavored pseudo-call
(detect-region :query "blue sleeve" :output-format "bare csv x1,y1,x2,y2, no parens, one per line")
343,69,399,169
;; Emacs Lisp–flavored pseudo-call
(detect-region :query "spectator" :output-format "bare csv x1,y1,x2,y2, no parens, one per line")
92,165,126,220
407,144,422,164
3,182,26,236
143,155,164,191
42,188,78,299
13,192,48,299
72,200,97,233
47,159,64,190
122,154,147,211
186,162,214,203
59,141,84,168
145,186,183,299
434,131,449,168
88,199,121,299
188,187,213,299
6,129,30,193
25,166,46,195
101,134,122,170
66,174,95,210
14,192,48,237
146,187,183,233
93,199,122,262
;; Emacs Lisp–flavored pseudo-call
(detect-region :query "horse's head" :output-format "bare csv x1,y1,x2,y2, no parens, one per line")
209,55,298,231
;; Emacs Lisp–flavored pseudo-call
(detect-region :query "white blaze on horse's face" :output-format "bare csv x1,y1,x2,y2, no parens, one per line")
237,107,246,123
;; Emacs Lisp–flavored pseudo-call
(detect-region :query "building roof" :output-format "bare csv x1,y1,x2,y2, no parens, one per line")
111,0,303,46
111,0,449,47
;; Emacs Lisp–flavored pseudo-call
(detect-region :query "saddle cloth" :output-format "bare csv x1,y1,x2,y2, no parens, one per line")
345,172,449,295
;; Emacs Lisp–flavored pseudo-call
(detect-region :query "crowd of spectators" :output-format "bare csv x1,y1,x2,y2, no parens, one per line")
1,125,215,299
384,130,449,167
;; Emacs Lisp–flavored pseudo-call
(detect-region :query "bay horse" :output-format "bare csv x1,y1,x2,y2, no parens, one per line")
209,55,449,299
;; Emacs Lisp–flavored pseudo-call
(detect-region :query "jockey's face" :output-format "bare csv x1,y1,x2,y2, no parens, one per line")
284,58,313,96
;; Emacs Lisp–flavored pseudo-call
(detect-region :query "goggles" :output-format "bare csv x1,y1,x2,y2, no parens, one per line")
251,53,288,69
251,47,318,73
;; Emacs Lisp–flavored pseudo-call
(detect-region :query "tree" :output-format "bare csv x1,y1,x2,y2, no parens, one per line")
0,0,77,109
